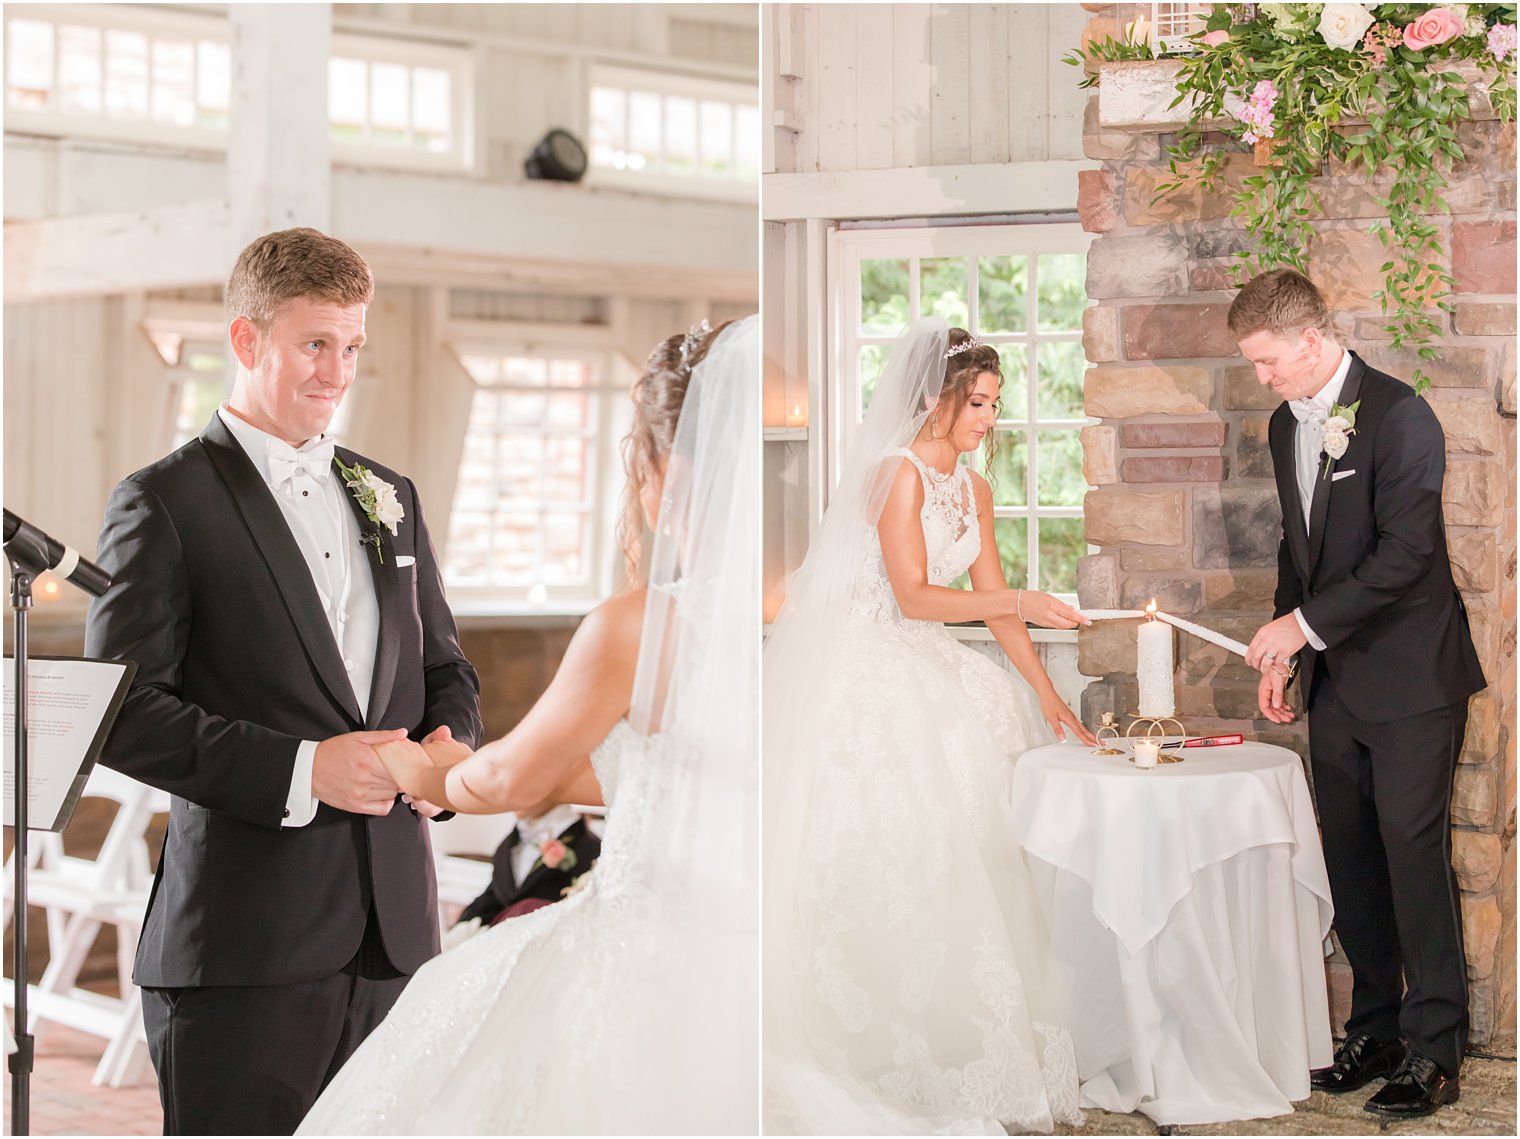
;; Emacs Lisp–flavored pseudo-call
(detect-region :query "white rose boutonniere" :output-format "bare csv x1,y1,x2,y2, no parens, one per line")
335,456,404,563
1318,3,1375,50
1321,400,1360,479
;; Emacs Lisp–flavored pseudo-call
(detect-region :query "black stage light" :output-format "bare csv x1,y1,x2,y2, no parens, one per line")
524,129,588,183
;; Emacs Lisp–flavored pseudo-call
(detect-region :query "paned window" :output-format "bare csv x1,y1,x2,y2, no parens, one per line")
840,224,1093,599
444,350,614,603
588,64,758,201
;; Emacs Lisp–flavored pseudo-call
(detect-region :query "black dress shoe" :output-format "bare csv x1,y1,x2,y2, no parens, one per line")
1310,1033,1407,1093
1363,1053,1460,1118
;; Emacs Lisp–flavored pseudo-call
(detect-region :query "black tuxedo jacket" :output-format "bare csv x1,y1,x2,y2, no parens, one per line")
456,816,602,926
1269,353,1485,722
84,415,482,988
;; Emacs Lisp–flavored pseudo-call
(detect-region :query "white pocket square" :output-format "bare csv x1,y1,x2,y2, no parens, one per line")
396,555,416,568
1331,469,1357,482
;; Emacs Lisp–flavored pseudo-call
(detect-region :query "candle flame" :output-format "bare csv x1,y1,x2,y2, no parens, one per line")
1145,599,1158,619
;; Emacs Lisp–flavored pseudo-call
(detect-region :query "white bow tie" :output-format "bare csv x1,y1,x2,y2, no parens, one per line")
1288,399,1329,427
268,438,334,487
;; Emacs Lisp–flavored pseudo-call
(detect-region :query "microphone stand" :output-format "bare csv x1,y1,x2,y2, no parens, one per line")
7,555,34,1135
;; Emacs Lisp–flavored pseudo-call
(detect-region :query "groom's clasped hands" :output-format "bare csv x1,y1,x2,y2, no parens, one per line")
313,724,472,817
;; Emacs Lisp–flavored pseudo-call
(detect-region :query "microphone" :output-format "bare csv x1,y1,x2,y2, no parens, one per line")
3,509,111,597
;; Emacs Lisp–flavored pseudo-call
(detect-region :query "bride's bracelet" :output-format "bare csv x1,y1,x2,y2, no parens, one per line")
1016,589,1024,621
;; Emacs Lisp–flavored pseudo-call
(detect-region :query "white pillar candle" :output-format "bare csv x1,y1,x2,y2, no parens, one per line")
1133,738,1160,768
1137,616,1175,718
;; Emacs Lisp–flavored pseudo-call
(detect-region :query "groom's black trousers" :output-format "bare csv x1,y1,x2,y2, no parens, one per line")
1306,664,1469,1077
142,908,409,1135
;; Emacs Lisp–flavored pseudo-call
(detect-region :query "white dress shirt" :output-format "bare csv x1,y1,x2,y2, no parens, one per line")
1286,350,1352,653
217,406,382,827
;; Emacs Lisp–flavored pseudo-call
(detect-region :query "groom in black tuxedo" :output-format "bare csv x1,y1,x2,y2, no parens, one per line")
85,228,482,1134
1232,269,1485,1120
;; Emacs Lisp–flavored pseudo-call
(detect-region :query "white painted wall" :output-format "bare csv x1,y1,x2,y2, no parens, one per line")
770,3,1089,175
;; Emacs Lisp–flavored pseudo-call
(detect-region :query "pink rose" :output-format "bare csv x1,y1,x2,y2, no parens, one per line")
1403,7,1464,50
540,839,567,869
1201,29,1231,47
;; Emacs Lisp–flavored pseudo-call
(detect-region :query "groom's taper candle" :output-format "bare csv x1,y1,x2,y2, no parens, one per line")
1136,601,1175,718
1154,611,1251,658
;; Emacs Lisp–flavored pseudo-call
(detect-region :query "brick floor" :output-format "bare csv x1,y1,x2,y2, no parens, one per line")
5,1022,161,1137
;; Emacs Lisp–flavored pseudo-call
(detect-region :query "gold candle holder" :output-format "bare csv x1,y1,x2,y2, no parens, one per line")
1125,713,1187,763
1092,712,1126,756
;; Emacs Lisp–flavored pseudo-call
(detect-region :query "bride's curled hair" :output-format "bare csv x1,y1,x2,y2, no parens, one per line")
934,327,1004,487
620,319,734,582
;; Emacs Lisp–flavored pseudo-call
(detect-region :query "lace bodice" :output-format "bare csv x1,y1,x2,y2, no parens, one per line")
851,449,981,624
582,718,681,904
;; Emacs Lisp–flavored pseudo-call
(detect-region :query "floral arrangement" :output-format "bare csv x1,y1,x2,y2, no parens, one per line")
1069,4,1517,393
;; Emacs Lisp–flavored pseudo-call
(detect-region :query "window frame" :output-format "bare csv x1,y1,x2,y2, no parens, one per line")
3,5,474,173
585,62,759,204
441,324,627,612
831,222,1095,604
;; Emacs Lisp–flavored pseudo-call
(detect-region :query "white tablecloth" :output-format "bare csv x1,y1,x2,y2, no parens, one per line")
1009,742,1335,1125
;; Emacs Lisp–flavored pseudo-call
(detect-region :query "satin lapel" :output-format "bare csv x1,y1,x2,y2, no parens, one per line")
1307,354,1366,579
334,448,403,729
200,416,363,725
1270,409,1311,582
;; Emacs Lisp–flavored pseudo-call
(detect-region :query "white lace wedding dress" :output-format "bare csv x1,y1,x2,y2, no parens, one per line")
299,720,722,1135
766,448,1083,1135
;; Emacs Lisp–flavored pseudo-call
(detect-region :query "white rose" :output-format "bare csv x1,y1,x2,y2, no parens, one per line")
1318,3,1375,50
1324,414,1352,434
1323,428,1350,460
366,476,405,534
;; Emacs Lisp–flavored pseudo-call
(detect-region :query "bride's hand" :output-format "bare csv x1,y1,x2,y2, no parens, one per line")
1016,590,1090,630
373,738,434,790
422,738,473,767
1039,690,1098,746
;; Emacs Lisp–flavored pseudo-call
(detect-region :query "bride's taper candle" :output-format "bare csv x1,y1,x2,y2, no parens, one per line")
1075,609,1145,621
1136,604,1175,718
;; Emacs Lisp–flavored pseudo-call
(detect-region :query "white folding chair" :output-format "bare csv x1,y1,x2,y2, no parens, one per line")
2,765,168,1087
428,811,517,930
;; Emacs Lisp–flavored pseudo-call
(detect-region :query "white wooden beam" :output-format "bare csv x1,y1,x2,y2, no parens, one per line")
333,169,757,275
227,4,332,247
762,159,1096,221
4,199,234,301
4,173,757,303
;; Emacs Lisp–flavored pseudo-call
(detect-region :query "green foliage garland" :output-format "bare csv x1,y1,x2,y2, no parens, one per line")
1068,3,1517,393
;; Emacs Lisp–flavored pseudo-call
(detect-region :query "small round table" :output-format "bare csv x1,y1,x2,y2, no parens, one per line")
1009,741,1335,1125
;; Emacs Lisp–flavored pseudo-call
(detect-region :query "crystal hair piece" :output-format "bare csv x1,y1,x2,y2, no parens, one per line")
944,335,985,359
679,319,713,370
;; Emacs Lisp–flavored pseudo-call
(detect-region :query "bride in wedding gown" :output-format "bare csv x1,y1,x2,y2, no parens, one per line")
764,317,1093,1135
298,316,758,1135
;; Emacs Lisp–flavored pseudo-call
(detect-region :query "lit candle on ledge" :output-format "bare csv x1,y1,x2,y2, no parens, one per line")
1124,14,1151,45
786,403,806,428
1136,600,1175,718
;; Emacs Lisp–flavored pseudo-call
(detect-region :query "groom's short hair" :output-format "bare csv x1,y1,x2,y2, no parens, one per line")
226,227,375,326
1227,268,1331,340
